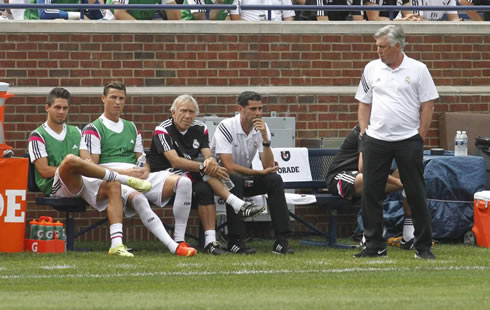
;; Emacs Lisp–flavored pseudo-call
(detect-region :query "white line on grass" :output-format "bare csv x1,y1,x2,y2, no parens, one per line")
1,266,489,280
39,265,74,270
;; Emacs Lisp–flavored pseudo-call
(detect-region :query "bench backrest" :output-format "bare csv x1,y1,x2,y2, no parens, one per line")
283,148,338,190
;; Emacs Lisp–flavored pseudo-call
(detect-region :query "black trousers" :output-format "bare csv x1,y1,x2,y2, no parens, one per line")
361,134,432,252
227,172,292,239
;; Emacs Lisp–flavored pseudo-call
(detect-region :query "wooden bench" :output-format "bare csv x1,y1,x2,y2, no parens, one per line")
282,148,357,249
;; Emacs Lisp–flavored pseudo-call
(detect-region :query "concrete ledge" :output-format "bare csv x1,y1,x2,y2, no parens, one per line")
9,86,489,97
1,20,490,35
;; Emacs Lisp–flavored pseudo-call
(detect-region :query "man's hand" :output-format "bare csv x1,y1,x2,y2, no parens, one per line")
260,166,279,175
252,118,268,141
122,167,149,179
203,157,219,176
210,166,229,180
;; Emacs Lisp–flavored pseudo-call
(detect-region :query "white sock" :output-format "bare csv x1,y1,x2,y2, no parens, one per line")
131,193,178,254
172,177,192,243
204,230,216,247
226,194,245,213
103,169,130,184
403,216,415,241
109,223,123,248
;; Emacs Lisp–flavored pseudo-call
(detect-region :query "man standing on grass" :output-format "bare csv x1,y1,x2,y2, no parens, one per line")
325,125,416,250
80,81,197,257
29,87,152,257
355,25,438,259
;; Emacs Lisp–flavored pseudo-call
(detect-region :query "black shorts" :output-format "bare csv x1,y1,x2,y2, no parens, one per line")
192,179,215,207
327,171,359,201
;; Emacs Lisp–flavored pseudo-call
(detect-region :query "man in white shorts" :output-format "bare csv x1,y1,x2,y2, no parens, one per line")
29,87,152,257
80,81,197,257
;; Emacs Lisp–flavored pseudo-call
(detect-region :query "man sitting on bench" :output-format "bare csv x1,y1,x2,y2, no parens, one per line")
80,81,197,257
148,95,265,255
210,91,293,255
28,87,151,257
325,125,415,249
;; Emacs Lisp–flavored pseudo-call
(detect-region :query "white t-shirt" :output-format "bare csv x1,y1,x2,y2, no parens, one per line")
231,0,295,21
411,0,458,21
355,54,439,141
210,114,272,169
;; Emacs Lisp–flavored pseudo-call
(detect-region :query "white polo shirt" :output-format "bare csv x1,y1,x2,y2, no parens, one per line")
210,114,272,169
355,53,439,142
231,0,295,21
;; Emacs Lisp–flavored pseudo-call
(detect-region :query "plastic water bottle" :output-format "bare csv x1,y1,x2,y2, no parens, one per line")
221,178,235,190
454,131,463,156
136,153,146,167
461,131,468,156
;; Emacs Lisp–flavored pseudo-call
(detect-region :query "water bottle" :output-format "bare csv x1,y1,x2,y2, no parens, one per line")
461,131,468,156
136,153,146,167
221,178,235,190
454,131,463,156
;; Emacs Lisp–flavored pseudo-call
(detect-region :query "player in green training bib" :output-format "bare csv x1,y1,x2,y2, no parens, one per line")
28,88,152,257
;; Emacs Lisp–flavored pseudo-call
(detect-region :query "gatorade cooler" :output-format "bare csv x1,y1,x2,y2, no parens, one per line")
0,157,29,253
472,191,490,248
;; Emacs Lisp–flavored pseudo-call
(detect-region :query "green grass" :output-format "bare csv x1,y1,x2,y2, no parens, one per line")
1,239,490,309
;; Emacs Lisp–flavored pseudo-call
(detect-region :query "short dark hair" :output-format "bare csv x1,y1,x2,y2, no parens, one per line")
103,81,126,96
238,91,262,107
47,87,71,106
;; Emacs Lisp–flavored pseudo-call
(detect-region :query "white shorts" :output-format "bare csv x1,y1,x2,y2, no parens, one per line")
122,170,173,217
51,168,109,211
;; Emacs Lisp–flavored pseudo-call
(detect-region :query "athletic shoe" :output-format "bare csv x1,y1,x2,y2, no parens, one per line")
354,247,387,258
108,244,134,257
237,201,266,219
227,239,256,255
360,235,367,250
272,240,295,255
175,242,197,257
414,249,436,260
400,238,415,250
204,241,227,255
127,177,152,192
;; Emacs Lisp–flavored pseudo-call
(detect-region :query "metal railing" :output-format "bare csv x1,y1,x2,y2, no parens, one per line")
1,4,490,21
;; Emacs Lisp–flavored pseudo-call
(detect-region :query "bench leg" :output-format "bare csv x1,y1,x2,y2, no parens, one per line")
328,208,357,249
65,212,75,251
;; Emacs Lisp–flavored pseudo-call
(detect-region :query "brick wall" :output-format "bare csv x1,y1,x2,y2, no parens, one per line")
2,22,489,243
1,33,489,88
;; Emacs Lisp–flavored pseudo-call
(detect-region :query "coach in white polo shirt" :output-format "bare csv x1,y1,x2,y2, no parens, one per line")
231,0,295,21
210,91,293,255
354,25,439,260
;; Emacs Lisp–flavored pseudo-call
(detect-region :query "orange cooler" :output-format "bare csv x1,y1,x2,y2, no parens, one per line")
0,157,29,253
473,191,490,248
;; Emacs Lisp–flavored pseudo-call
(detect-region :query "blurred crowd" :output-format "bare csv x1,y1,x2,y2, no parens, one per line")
1,0,489,21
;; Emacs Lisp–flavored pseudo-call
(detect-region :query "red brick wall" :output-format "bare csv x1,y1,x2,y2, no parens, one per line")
2,30,489,243
1,33,489,87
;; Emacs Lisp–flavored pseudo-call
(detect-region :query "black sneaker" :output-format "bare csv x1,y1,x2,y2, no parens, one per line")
237,202,266,219
227,240,256,255
414,249,436,260
204,241,227,255
400,238,414,250
359,235,367,251
354,247,387,258
272,240,294,255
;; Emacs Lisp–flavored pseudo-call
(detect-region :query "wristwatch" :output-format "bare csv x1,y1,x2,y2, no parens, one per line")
199,162,205,174
262,141,271,147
